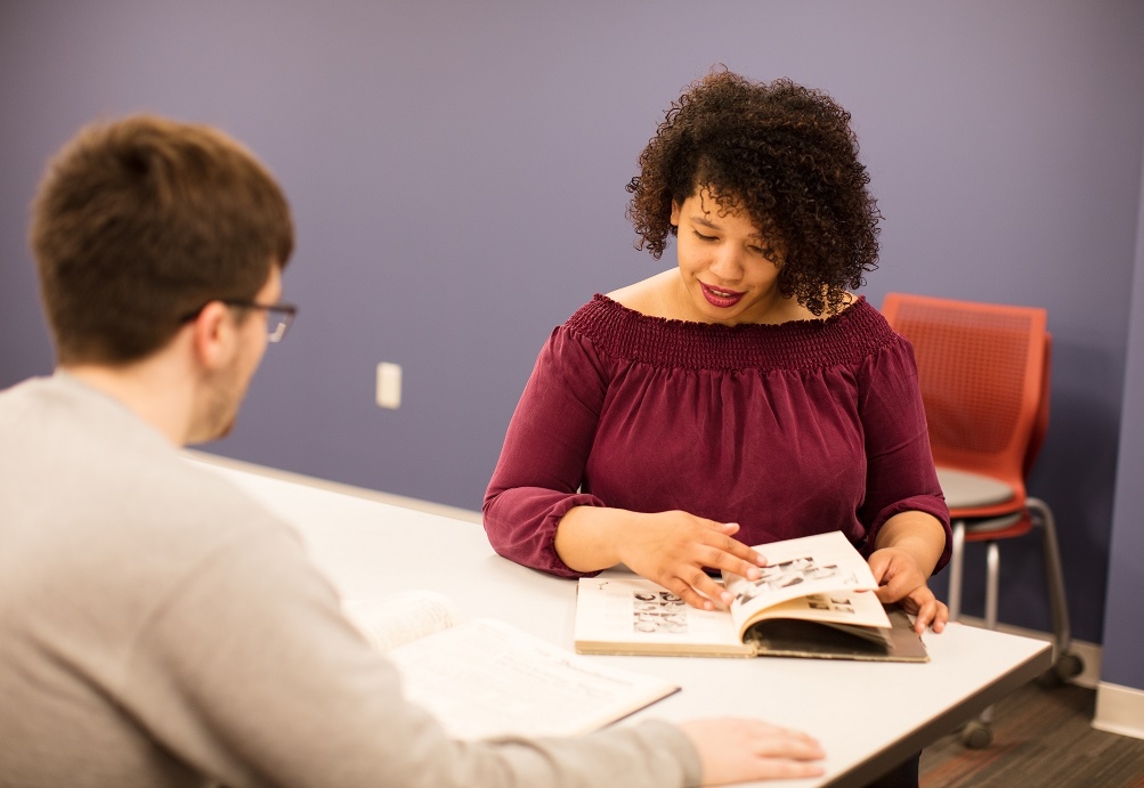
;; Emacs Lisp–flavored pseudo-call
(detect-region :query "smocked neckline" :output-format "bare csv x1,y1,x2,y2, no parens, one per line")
593,292,866,331
566,294,898,371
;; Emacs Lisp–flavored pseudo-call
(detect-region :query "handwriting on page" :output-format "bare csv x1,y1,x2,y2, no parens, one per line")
388,619,670,739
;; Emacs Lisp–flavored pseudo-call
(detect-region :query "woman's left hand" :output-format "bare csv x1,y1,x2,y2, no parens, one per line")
867,547,949,634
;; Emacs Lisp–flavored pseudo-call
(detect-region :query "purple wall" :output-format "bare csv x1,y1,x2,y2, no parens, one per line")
1101,149,1144,690
2,0,1142,664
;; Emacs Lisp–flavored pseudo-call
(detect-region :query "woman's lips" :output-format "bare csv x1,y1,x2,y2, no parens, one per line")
700,282,745,308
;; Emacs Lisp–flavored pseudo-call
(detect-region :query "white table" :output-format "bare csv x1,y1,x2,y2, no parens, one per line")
191,454,1051,788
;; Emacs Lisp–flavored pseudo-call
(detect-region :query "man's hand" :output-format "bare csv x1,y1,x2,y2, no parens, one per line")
678,717,825,785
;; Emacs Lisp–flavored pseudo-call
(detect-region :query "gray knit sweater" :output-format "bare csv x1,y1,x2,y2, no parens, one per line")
0,373,700,788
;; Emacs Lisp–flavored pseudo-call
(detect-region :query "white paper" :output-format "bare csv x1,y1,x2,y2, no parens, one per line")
574,575,743,651
343,590,460,652
387,619,678,739
724,531,889,638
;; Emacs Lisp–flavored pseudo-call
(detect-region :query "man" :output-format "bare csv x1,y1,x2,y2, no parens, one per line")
0,115,825,787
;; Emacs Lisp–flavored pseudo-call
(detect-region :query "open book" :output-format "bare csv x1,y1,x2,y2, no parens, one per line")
574,531,928,662
342,590,680,739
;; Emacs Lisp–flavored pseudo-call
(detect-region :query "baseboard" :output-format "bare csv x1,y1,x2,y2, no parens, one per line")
1093,682,1144,741
956,615,1102,689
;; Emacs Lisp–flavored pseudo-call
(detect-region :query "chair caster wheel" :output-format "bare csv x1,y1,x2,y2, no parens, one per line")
1037,651,1085,687
1055,652,1084,681
961,720,992,749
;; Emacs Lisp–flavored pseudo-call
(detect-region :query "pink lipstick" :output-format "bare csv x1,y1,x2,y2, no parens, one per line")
700,282,745,308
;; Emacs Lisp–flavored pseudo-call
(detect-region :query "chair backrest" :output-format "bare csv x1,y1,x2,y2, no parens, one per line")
1024,332,1051,479
881,293,1049,495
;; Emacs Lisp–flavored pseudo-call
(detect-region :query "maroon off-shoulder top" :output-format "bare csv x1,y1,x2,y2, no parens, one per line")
483,295,951,578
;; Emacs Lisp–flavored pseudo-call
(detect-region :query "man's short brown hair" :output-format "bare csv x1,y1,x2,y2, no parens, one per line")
30,115,294,364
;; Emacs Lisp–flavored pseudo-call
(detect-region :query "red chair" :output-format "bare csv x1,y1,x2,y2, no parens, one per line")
881,293,1082,747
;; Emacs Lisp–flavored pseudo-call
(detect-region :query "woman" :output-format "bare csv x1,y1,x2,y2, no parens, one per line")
484,68,951,637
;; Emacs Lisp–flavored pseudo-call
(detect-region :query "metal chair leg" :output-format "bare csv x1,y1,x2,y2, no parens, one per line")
962,539,1001,748
945,503,1082,745
984,540,1000,630
948,520,966,621
1028,498,1069,656
1027,498,1084,682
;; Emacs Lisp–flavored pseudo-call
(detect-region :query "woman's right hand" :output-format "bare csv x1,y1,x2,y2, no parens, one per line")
618,513,765,610
555,507,765,610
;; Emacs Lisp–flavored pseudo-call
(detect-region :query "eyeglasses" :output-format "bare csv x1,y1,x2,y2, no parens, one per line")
223,300,298,343
180,300,298,343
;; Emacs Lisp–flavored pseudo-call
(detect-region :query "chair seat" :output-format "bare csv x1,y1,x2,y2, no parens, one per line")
962,512,1032,540
936,466,1016,509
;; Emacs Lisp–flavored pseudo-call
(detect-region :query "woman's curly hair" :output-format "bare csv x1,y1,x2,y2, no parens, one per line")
626,68,881,316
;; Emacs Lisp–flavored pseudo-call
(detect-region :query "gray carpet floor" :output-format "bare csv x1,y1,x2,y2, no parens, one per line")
920,680,1144,787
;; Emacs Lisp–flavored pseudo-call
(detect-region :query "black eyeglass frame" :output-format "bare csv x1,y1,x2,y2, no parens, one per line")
179,300,298,343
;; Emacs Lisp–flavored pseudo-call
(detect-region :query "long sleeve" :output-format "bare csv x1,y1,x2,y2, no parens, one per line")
855,335,952,570
127,524,702,788
0,373,702,788
483,326,611,577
